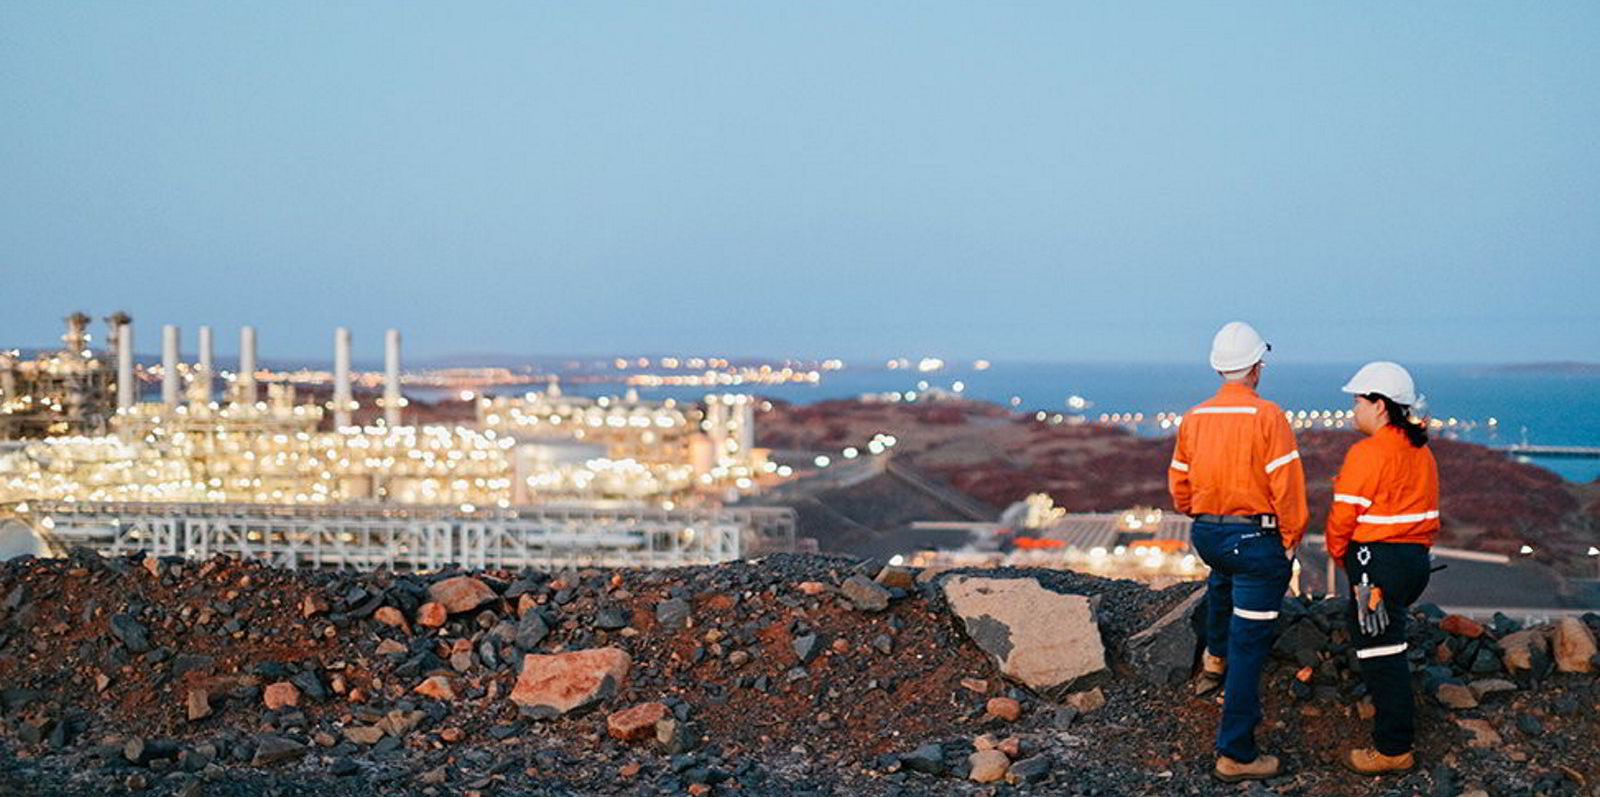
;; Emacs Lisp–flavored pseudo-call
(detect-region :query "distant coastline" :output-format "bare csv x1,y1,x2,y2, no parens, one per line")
1481,361,1600,375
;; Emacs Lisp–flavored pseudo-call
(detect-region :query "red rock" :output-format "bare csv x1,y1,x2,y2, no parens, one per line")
439,727,463,743
414,675,455,700
374,607,410,633
263,681,300,710
510,648,631,714
969,749,1010,783
960,678,990,694
619,761,642,778
1440,614,1484,638
1066,687,1106,714
417,602,448,628
517,594,537,618
607,701,668,741
798,581,827,596
875,565,916,589
376,639,407,655
997,736,1022,757
428,576,496,614
302,594,330,619
186,688,212,721
985,697,1021,722
342,726,384,745
687,785,711,796
1553,617,1597,673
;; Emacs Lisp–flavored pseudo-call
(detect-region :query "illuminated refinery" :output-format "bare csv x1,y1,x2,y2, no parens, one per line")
0,314,796,567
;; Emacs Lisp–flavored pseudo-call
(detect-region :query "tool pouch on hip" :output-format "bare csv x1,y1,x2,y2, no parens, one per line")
1352,546,1389,636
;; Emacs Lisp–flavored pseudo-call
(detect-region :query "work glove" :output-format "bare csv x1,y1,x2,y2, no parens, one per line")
1354,574,1388,636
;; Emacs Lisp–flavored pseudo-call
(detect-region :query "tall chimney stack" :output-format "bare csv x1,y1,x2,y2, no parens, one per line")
237,326,257,405
384,328,402,426
117,322,135,408
195,325,213,403
161,325,180,407
333,327,352,428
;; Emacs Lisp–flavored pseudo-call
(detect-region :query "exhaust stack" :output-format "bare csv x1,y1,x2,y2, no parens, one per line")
195,325,213,403
384,328,402,426
237,326,257,405
106,313,135,409
333,327,352,428
161,325,180,407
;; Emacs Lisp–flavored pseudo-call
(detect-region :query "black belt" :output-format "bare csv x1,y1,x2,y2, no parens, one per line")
1194,513,1278,529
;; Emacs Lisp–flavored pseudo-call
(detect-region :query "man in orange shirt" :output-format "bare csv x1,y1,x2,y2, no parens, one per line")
1169,321,1307,782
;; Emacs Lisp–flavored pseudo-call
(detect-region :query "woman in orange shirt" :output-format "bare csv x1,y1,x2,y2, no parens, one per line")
1327,361,1439,776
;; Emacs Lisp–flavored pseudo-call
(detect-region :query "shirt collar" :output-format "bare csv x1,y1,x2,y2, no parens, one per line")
1216,383,1258,400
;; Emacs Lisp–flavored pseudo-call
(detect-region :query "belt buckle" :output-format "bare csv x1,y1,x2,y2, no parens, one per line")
1259,515,1277,530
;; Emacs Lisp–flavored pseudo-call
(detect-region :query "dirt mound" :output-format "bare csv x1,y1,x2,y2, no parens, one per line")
759,399,1599,571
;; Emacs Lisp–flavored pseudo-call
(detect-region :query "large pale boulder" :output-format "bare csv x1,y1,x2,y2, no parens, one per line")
942,576,1107,694
1552,617,1597,673
511,647,631,714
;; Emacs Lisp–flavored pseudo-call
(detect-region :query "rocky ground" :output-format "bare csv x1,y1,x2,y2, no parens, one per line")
2,550,1598,797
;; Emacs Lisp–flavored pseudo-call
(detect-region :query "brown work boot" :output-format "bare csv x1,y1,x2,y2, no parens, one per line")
1214,753,1280,783
1193,652,1225,696
1343,747,1415,775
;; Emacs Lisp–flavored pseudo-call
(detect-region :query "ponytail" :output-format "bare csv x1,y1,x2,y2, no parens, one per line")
1366,393,1428,447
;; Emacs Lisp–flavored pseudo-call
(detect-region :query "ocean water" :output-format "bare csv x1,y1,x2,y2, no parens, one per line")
530,362,1600,483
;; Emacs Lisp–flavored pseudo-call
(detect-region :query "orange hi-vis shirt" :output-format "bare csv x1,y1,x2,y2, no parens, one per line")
1326,424,1440,563
1168,383,1309,548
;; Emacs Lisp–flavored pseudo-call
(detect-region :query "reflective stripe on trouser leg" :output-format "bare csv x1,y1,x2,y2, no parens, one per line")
1356,642,1407,659
1233,607,1278,621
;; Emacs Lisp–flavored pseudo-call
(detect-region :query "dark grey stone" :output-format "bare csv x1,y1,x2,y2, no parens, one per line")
109,613,151,653
899,743,945,775
656,598,692,629
250,735,306,766
1126,587,1204,686
793,633,821,664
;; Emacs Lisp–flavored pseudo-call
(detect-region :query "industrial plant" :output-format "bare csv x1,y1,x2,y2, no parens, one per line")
0,313,795,569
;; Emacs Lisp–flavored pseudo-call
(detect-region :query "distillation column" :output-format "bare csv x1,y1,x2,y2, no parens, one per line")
384,328,403,426
333,327,352,428
161,325,180,407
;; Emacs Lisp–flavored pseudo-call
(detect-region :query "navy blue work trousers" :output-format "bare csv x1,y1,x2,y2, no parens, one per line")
1344,542,1430,756
1192,520,1292,762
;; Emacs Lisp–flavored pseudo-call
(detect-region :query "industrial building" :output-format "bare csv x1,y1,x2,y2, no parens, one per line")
0,313,798,569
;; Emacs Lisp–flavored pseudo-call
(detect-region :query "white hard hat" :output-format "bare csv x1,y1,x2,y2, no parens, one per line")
1209,321,1271,372
1342,361,1418,406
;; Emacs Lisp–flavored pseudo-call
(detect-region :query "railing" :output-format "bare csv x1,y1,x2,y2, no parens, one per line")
22,500,796,570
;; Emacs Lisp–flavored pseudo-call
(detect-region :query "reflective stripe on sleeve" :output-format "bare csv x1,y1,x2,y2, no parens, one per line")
1169,459,1189,472
1232,607,1279,621
1333,493,1373,507
1355,510,1440,524
1356,642,1408,659
1190,406,1258,415
1264,450,1300,474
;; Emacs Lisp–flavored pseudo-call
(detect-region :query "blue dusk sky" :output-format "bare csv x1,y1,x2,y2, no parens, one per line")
2,3,1597,365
